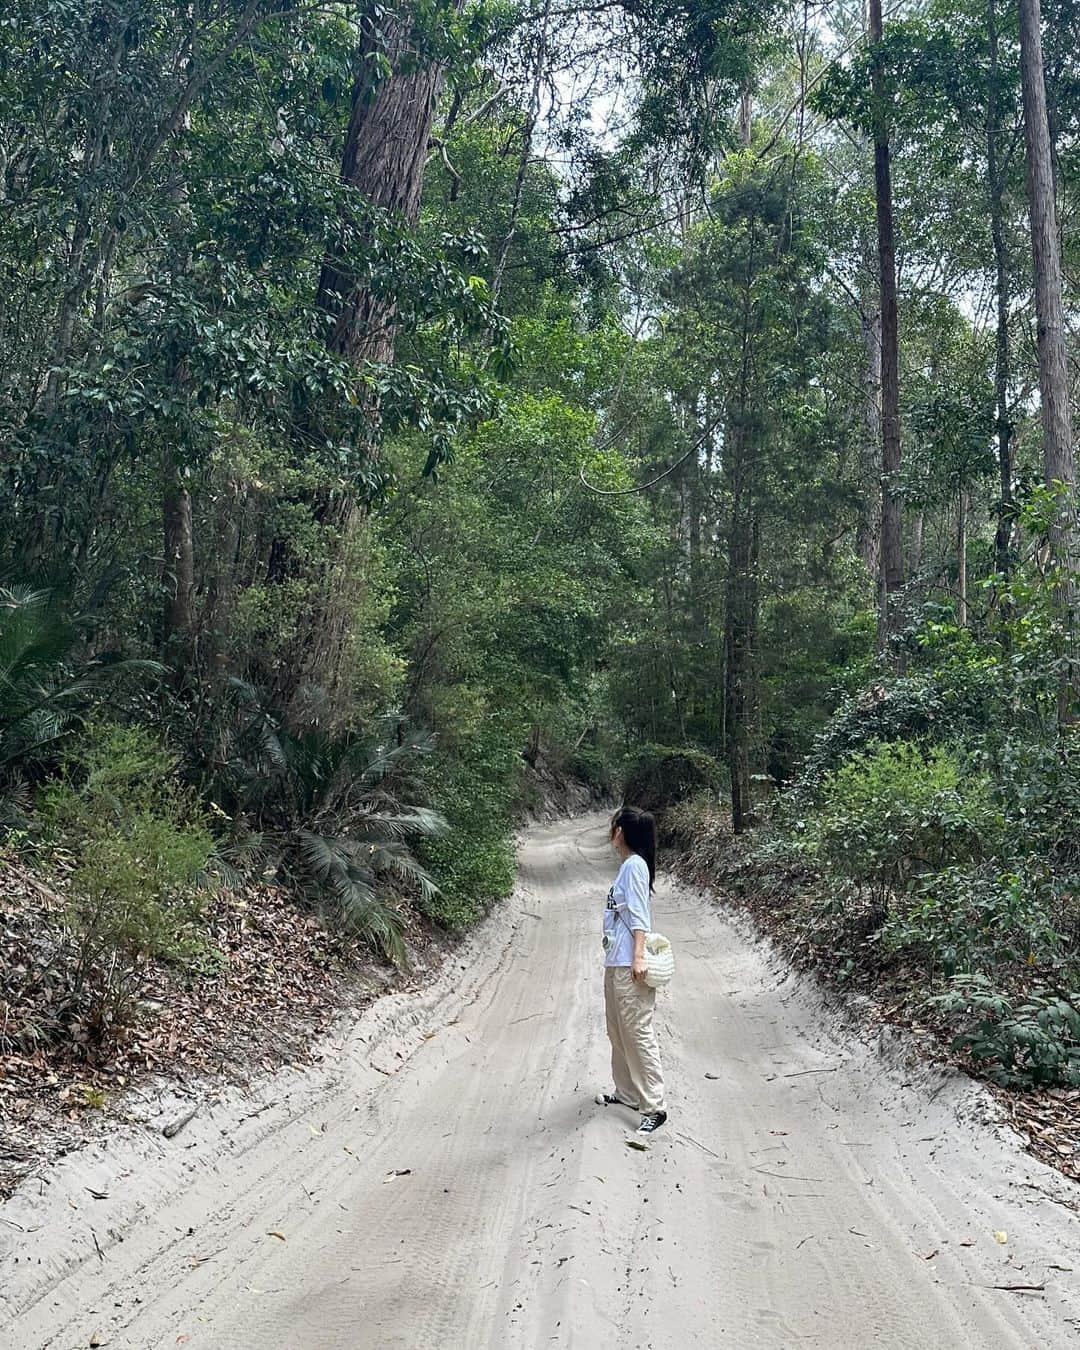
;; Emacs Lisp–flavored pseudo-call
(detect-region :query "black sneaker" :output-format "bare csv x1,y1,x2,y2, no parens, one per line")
637,1110,668,1134
596,1093,638,1109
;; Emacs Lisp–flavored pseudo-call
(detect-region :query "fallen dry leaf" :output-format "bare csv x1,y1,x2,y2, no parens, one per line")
267,1230,286,1242
625,1139,649,1152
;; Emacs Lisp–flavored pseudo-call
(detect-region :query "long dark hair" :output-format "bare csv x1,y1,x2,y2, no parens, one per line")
611,806,657,890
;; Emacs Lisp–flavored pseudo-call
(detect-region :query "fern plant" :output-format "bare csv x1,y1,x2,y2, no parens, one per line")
206,681,447,965
0,585,159,789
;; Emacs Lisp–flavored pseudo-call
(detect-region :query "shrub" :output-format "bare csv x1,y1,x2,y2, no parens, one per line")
664,790,726,850
622,744,723,821
796,662,998,793
799,741,998,903
417,730,519,931
996,728,1080,875
39,723,216,1049
933,974,1080,1088
0,585,159,795
881,863,1061,982
204,686,446,964
570,745,619,799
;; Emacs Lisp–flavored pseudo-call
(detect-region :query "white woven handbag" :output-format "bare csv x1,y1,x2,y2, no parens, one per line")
643,932,675,988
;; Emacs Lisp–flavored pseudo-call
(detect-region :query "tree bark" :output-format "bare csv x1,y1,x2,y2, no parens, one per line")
1018,0,1077,562
987,0,1015,577
909,507,924,577
316,7,454,364
724,486,758,835
162,445,196,672
204,476,244,675
1019,0,1077,720
957,487,968,628
856,305,882,580
869,0,905,651
268,5,457,712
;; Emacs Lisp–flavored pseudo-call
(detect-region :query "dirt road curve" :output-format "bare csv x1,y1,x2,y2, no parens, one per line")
4,817,1080,1348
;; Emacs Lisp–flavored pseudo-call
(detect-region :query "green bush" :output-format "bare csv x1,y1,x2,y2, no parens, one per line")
996,728,1080,875
881,864,1061,981
39,724,216,1047
417,731,518,931
796,661,999,793
570,745,620,799
622,744,723,819
933,974,1080,1088
664,790,726,850
202,688,446,965
799,741,998,901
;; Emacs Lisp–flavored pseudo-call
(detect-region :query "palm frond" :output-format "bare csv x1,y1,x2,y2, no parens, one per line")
354,807,449,843
359,730,437,787
324,879,408,967
369,842,441,903
297,828,348,883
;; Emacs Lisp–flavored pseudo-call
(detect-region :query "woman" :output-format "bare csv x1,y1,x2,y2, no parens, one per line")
596,806,668,1134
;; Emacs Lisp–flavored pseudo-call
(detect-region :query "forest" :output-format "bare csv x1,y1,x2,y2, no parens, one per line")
1,0,1079,1164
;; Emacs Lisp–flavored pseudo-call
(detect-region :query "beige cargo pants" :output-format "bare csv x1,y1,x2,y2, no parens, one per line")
604,967,667,1114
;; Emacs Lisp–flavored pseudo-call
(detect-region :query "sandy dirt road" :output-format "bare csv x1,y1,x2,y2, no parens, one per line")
4,816,1080,1349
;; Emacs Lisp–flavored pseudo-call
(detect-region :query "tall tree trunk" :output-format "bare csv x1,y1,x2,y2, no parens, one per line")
856,305,882,579
957,487,968,628
725,492,759,836
270,5,456,712
1019,0,1077,719
162,444,196,674
987,0,1015,577
489,1,549,315
909,507,924,577
1019,0,1077,548
869,0,905,652
316,8,454,364
204,475,244,675
723,89,760,834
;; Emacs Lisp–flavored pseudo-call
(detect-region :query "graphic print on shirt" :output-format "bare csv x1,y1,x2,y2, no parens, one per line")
602,855,651,968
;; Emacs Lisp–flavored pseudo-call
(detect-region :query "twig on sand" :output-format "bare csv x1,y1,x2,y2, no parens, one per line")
979,1283,1046,1294
676,1131,720,1159
782,1067,839,1078
751,1167,825,1182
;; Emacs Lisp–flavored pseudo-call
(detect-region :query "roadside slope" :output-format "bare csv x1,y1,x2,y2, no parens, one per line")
4,817,1079,1348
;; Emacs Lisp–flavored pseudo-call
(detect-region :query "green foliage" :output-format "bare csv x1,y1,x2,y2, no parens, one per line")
799,741,998,899
796,660,998,793
39,724,215,1047
622,745,724,826
933,975,1080,1088
881,864,1062,980
206,688,445,964
417,730,519,931
663,790,729,851
0,586,158,789
570,746,620,799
